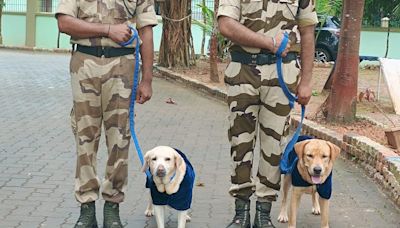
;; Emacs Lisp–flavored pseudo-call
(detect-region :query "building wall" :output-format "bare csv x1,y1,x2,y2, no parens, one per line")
2,13,26,46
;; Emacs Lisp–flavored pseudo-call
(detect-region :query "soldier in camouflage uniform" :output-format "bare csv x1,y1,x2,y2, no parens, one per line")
218,0,318,227
56,1,157,227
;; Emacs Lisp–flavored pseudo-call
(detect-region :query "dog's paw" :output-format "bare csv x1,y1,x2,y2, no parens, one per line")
312,206,321,215
277,213,288,223
144,209,154,217
186,214,191,222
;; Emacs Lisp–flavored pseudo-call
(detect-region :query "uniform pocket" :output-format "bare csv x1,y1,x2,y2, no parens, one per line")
115,0,137,20
241,0,262,2
279,0,298,20
240,0,262,15
77,0,99,22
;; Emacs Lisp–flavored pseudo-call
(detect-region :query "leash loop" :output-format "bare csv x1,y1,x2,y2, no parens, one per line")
276,33,306,174
120,26,151,177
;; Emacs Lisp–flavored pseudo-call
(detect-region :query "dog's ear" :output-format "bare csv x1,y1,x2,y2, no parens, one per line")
141,150,152,173
174,152,186,175
165,151,186,195
326,141,340,162
294,140,311,159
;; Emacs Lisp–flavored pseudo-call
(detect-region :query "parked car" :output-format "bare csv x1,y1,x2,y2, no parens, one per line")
315,15,341,62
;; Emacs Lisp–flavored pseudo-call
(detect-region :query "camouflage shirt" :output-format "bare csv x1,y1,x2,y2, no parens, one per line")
56,0,158,47
217,0,318,53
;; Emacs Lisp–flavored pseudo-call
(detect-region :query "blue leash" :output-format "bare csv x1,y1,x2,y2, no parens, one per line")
276,33,306,174
120,26,151,177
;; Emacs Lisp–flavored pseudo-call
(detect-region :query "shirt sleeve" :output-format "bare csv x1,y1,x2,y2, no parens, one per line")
135,0,158,29
217,0,240,21
297,0,318,27
55,0,78,18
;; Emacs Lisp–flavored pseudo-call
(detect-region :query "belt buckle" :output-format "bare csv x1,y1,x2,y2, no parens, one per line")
251,54,257,65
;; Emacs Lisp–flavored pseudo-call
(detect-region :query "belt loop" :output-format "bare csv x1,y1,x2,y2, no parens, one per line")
71,44,76,55
251,54,257,65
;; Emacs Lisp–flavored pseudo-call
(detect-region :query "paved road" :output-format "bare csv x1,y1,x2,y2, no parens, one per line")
0,50,399,228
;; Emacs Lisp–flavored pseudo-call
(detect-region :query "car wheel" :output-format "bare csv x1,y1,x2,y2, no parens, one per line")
315,48,332,63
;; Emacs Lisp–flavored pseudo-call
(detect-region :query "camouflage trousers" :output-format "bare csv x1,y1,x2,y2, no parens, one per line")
70,51,136,203
225,59,300,201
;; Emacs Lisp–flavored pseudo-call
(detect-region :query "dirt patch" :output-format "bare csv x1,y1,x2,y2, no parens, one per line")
165,59,400,153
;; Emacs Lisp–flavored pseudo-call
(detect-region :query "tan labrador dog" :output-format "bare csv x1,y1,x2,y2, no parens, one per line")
277,139,340,228
141,146,193,228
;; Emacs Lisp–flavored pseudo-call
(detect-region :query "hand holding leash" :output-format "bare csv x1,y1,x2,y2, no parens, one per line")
108,24,132,43
272,32,291,57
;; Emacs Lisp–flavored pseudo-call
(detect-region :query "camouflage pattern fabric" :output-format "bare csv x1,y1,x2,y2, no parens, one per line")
218,0,317,200
70,51,135,203
56,0,158,47
218,0,318,53
225,61,299,200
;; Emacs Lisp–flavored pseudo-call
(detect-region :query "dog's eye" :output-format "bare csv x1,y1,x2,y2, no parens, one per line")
165,158,171,161
306,154,313,158
322,155,328,159
152,157,157,161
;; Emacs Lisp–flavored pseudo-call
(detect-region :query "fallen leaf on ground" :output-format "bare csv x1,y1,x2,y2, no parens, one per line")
196,182,205,187
166,98,177,105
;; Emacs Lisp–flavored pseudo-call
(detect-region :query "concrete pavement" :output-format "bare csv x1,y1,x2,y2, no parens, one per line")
0,49,399,228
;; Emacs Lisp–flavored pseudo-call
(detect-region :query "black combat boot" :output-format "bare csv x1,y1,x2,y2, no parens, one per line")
226,198,251,228
74,202,98,228
103,201,123,228
253,201,275,228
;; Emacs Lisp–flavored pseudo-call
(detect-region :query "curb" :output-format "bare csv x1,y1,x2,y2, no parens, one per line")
157,65,400,208
155,66,227,101
0,45,71,54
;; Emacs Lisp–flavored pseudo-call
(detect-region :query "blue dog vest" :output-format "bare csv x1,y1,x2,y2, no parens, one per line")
283,135,333,199
145,149,195,211
291,160,333,200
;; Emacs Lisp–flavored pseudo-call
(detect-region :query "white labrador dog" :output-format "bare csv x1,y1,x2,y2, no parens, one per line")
141,146,195,228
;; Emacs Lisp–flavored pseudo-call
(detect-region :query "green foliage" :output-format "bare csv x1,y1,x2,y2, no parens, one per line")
363,0,400,27
316,0,342,17
193,3,227,58
316,0,400,28
193,3,214,36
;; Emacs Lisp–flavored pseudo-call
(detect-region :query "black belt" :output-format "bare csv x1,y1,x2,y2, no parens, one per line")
231,51,298,65
75,45,135,58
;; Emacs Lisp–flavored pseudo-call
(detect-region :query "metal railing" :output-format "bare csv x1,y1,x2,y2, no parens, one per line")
3,0,26,12
191,0,214,20
38,0,58,13
3,0,59,13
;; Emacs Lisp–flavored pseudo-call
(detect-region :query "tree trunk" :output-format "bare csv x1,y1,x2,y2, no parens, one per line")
209,0,219,82
0,0,3,44
325,0,365,122
158,0,195,68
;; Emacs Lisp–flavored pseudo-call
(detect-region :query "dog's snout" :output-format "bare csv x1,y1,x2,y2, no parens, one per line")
313,166,322,175
156,166,166,177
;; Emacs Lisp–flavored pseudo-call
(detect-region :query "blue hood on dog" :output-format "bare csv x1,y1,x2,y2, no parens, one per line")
146,149,195,211
291,160,333,200
286,136,332,200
